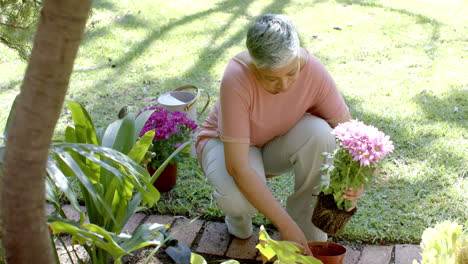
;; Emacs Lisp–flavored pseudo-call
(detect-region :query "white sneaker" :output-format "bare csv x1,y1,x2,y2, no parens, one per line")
225,216,253,239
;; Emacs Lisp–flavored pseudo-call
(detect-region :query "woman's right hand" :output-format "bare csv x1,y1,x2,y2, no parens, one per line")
279,221,313,256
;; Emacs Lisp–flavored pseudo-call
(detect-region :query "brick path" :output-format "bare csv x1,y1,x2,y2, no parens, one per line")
51,205,423,263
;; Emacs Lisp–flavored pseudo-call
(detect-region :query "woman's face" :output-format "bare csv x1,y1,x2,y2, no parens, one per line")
254,57,301,94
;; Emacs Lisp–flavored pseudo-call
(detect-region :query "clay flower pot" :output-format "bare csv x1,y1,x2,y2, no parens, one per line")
148,164,177,192
308,242,346,264
311,192,356,236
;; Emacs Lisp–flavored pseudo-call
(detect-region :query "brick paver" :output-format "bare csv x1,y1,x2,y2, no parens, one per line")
122,213,146,233
357,245,393,264
195,221,231,256
168,217,204,247
48,207,424,264
226,228,259,260
145,215,176,228
395,244,421,264
344,245,361,264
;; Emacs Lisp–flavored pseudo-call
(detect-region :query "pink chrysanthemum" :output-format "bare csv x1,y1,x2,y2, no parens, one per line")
332,119,394,167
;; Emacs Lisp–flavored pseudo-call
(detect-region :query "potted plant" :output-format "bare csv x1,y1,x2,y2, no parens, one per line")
312,119,394,236
413,221,467,264
138,106,198,192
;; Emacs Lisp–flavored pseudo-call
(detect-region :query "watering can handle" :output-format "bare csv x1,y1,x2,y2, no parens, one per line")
174,85,211,120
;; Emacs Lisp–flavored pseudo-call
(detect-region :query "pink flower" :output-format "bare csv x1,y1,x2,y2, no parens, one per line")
332,119,394,167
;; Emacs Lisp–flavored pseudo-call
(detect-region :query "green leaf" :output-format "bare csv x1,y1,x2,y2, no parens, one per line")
45,177,61,205
51,143,159,225
256,226,323,264
134,110,155,142
51,147,118,225
49,220,129,261
102,113,136,155
66,101,100,145
190,253,208,264
66,143,159,207
127,130,155,164
46,158,81,212
3,94,19,140
116,223,166,252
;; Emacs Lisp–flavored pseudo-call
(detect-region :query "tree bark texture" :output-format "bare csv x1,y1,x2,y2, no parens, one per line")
1,0,92,263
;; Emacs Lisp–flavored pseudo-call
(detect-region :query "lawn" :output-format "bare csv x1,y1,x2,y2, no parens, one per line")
0,0,466,245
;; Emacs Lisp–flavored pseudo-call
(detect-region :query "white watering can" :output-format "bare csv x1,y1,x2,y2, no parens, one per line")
157,85,210,122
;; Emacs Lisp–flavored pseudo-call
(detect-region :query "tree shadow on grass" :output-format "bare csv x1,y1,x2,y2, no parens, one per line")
92,0,117,11
154,0,295,92
412,85,468,128
73,0,296,120
343,95,466,175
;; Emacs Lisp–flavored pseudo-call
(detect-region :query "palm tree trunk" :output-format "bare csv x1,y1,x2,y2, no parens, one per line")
1,0,92,263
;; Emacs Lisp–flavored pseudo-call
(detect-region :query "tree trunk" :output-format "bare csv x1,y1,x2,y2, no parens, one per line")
1,0,92,263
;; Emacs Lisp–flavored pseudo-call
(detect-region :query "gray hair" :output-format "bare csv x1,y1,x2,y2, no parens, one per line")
246,14,300,70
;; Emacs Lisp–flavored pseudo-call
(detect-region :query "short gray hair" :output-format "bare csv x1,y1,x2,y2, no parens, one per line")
246,14,300,70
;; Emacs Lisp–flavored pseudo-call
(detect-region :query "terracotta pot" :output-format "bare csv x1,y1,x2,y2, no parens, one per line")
148,164,177,192
311,192,356,236
308,242,346,264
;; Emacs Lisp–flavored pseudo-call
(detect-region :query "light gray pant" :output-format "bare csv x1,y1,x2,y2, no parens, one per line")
201,114,336,241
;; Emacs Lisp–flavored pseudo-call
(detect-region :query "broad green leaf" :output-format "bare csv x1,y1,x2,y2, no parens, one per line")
62,126,101,183
3,94,19,140
116,223,166,252
45,177,60,205
96,127,106,142
134,109,155,142
121,141,189,225
256,226,323,264
102,113,136,155
190,253,208,264
46,158,81,212
51,143,159,225
52,148,118,225
64,126,78,143
66,101,100,145
73,144,159,206
49,221,128,261
127,130,155,164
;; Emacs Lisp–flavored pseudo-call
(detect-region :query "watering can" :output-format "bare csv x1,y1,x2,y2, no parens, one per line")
157,85,210,122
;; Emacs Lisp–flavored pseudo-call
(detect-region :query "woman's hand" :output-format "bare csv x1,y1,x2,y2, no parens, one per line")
343,184,364,212
279,220,313,256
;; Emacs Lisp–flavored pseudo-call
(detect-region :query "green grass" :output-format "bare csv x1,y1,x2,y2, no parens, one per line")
1,0,466,245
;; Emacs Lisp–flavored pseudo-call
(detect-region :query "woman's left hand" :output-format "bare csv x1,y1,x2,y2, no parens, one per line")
343,184,364,212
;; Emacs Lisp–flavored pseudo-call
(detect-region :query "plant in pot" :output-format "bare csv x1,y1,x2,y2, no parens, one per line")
413,220,467,264
138,106,198,192
312,119,395,238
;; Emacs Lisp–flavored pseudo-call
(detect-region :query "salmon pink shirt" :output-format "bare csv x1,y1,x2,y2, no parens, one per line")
195,50,349,161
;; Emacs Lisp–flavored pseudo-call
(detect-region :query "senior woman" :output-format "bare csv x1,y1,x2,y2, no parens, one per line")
195,14,363,254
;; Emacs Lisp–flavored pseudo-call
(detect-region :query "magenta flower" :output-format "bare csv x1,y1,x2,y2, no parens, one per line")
138,106,198,168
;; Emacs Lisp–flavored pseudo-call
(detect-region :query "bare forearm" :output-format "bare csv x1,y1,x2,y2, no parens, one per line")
328,112,352,128
231,168,293,230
